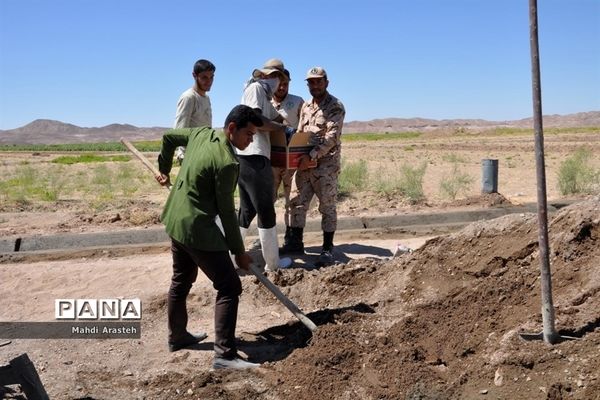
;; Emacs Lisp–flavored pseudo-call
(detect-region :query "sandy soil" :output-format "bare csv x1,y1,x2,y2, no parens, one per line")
1,131,599,399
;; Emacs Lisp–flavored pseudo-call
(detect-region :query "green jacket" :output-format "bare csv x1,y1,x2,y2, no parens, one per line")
158,127,244,255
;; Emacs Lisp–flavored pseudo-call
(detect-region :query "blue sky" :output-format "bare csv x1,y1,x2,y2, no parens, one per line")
0,0,598,130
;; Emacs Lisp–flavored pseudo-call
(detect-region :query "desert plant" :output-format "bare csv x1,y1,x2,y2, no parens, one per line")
0,164,68,203
6,165,38,202
439,163,474,200
42,165,67,201
442,154,468,164
91,165,113,186
398,162,427,203
338,159,368,196
373,162,427,203
557,147,600,195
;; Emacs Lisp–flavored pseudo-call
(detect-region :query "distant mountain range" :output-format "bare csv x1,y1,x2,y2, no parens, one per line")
1,111,599,145
0,120,167,145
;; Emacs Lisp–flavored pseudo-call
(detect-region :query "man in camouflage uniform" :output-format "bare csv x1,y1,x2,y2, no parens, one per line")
282,67,345,266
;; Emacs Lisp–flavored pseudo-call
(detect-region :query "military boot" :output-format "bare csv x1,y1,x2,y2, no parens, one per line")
315,231,335,267
280,227,304,254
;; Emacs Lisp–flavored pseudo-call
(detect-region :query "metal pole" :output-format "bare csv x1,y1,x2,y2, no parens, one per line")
529,0,558,344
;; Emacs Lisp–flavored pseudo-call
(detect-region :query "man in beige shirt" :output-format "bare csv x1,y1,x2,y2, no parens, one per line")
173,59,215,161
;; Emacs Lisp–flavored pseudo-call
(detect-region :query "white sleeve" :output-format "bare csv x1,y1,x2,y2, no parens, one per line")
241,84,261,109
242,83,279,120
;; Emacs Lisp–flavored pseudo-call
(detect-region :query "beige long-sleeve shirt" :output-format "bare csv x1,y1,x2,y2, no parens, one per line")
173,88,212,129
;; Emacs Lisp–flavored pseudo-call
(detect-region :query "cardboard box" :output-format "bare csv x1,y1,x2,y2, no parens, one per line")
270,130,317,169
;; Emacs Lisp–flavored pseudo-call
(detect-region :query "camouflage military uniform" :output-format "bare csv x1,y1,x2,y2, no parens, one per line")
289,93,345,232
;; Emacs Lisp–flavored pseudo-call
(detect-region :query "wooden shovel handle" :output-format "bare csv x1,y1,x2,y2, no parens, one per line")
121,138,171,190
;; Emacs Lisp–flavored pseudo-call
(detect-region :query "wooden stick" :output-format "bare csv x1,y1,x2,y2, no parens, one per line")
121,138,317,332
121,138,161,176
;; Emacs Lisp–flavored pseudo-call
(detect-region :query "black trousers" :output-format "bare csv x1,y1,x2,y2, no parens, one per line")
168,239,242,359
237,154,276,229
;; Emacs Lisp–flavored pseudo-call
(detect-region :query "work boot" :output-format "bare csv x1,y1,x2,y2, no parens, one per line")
212,355,260,370
315,249,335,267
280,227,304,254
315,231,335,267
168,331,208,352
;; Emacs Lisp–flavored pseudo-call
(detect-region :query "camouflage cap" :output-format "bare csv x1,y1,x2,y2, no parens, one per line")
306,66,327,80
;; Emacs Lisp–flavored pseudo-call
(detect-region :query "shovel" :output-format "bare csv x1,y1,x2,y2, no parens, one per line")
121,138,317,332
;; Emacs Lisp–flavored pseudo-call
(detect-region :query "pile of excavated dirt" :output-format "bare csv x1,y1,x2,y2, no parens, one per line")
254,197,600,400
444,192,513,208
2,198,598,399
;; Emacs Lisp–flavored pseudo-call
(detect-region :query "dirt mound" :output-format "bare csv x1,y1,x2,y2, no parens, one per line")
444,192,513,208
59,201,162,230
256,198,600,399
119,198,599,399
112,197,599,399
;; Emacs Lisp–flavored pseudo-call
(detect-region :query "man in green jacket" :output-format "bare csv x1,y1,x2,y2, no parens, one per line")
156,104,261,370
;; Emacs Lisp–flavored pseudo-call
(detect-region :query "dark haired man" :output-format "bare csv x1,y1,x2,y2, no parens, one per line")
156,104,261,370
173,59,216,161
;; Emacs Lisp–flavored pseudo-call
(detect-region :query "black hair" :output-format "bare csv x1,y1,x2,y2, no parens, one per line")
193,59,216,75
224,105,263,129
283,69,290,80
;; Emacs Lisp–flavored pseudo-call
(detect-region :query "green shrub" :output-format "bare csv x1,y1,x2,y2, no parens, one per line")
373,162,427,204
398,162,427,203
439,164,474,200
42,166,66,201
557,147,600,195
5,165,38,202
338,159,368,196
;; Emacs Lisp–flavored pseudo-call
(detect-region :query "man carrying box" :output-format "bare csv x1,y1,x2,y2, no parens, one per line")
283,67,346,267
